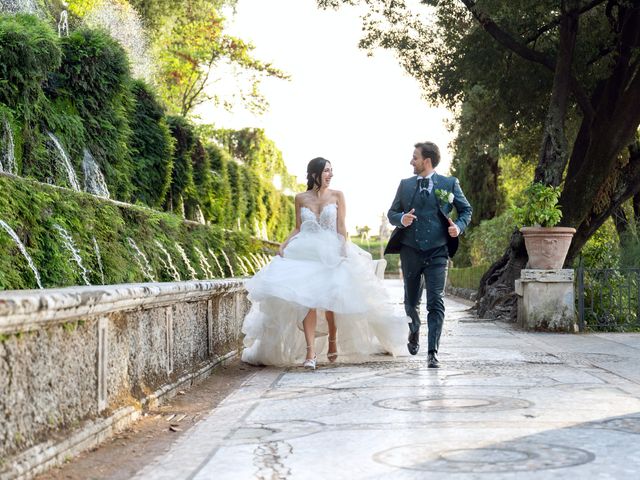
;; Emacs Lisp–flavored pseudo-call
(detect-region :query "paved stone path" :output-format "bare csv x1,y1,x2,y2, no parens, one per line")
133,280,640,479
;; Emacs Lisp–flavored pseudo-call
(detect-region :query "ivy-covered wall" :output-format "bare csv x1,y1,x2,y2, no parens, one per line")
0,11,299,290
0,174,274,290
0,13,298,253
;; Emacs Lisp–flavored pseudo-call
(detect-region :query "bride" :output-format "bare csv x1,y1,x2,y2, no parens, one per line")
241,157,406,368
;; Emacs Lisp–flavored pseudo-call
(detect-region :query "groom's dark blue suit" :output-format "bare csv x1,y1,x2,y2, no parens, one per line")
385,173,472,355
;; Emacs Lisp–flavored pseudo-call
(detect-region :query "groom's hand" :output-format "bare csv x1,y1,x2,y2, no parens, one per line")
447,218,460,237
401,208,417,227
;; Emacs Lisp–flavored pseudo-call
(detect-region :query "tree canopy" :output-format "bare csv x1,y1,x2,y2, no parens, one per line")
143,0,288,116
319,0,640,318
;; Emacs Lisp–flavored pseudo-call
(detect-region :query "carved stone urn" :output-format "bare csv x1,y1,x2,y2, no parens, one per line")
520,226,576,269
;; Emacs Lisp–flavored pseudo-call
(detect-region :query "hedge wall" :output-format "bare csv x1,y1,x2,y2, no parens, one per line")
0,13,298,250
0,174,274,290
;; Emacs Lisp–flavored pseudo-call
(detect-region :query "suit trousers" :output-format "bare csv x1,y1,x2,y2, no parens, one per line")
400,245,448,353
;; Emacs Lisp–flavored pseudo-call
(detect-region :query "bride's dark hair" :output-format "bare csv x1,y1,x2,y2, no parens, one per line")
306,157,330,191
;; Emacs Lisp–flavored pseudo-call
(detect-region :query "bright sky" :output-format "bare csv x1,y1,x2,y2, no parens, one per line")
195,0,454,234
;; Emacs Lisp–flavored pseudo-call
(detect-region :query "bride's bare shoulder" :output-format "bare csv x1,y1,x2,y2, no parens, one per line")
329,189,345,202
295,191,313,208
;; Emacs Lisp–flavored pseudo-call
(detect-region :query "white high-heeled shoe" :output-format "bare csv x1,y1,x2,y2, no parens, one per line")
303,355,317,369
303,346,317,370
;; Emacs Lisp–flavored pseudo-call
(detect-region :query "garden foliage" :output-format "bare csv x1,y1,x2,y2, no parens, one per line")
0,12,298,289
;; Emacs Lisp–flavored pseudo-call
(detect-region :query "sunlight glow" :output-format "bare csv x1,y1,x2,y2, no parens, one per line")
195,0,454,233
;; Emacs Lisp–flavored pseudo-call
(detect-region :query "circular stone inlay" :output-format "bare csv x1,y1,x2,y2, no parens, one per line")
590,416,640,434
420,397,492,408
440,448,532,463
229,420,325,445
374,395,532,413
374,442,594,473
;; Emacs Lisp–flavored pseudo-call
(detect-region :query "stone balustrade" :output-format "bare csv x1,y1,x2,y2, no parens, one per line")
0,280,249,479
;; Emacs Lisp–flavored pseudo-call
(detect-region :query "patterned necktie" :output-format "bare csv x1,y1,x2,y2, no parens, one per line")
420,177,430,195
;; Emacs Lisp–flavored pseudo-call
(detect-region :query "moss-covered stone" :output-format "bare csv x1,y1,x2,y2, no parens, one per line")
0,174,274,290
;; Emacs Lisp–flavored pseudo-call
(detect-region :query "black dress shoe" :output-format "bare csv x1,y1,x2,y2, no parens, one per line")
407,331,420,355
427,352,440,368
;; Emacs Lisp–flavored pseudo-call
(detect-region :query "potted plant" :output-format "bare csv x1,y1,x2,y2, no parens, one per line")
512,182,576,269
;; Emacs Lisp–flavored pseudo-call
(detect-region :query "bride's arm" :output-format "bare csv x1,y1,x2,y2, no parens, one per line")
336,191,348,241
277,194,303,256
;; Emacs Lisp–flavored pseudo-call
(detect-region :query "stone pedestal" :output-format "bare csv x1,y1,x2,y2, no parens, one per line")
515,269,577,332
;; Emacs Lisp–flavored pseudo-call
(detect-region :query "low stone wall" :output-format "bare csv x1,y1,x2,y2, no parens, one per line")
0,280,249,479
446,285,477,302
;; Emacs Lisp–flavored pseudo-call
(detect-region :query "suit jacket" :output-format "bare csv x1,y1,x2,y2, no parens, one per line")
384,173,472,257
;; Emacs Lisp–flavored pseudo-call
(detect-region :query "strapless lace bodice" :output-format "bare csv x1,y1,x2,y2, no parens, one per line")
300,203,337,232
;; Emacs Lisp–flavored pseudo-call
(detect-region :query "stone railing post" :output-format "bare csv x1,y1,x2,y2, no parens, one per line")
515,269,577,332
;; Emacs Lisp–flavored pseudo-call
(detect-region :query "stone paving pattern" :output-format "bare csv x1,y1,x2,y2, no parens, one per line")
133,280,640,479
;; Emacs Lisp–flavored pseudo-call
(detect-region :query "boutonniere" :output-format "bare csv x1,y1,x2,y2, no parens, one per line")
435,188,454,207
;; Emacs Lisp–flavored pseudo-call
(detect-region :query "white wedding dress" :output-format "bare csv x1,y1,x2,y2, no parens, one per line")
241,203,407,366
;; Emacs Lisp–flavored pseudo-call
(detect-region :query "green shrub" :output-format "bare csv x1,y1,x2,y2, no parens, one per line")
129,80,174,208
273,193,296,242
0,14,61,110
263,184,295,242
212,128,298,190
619,232,640,268
226,159,246,229
468,210,516,266
0,14,62,183
206,143,233,228
37,97,87,188
54,27,134,200
575,218,619,268
165,116,198,219
448,264,489,290
191,138,213,222
243,167,264,236
512,182,563,228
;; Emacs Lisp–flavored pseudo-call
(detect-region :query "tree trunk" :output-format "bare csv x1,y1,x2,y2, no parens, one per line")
476,4,580,319
534,3,579,185
476,229,527,319
631,141,640,225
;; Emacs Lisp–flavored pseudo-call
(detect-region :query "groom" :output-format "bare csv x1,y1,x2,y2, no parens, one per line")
385,142,472,368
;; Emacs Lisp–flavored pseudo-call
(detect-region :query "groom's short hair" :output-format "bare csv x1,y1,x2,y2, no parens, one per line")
414,142,440,168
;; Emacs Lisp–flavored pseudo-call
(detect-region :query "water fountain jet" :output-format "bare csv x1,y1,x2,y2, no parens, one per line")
53,224,91,285
175,242,197,280
235,254,250,276
92,237,105,284
82,0,153,80
1,117,16,175
82,149,110,198
194,246,213,278
155,240,180,281
0,219,43,289
58,1,69,37
46,132,81,191
127,237,155,282
207,248,225,278
219,249,234,277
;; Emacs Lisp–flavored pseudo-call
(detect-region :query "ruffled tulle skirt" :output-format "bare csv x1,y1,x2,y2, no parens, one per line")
241,223,407,366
